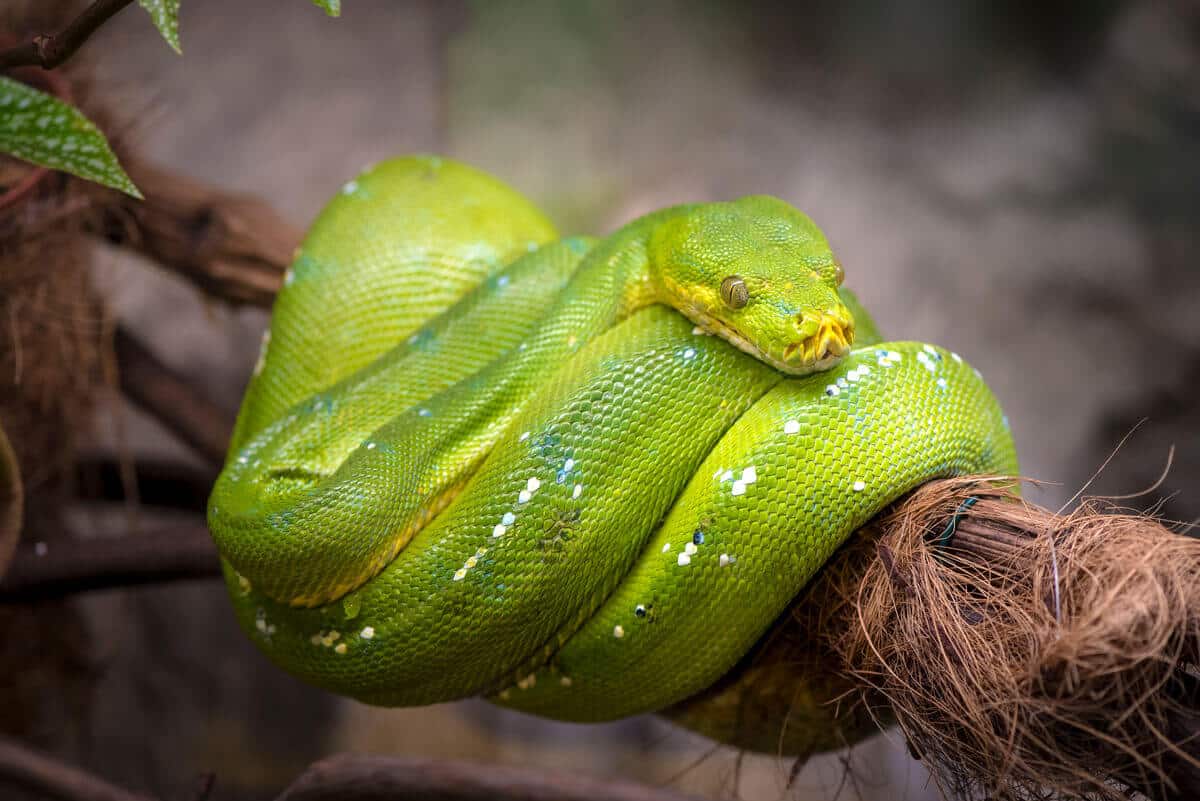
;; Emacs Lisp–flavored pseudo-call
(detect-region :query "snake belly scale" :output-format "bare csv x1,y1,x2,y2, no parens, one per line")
209,155,1017,725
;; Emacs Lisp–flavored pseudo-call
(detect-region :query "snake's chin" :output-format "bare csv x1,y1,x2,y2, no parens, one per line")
685,309,851,377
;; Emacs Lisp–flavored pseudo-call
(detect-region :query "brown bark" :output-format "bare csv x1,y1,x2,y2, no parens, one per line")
89,159,300,308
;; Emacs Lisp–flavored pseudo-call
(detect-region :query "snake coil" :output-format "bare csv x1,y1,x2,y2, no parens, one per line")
208,156,1016,734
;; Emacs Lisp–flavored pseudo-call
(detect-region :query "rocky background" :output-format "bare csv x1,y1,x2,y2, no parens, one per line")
5,1,1198,799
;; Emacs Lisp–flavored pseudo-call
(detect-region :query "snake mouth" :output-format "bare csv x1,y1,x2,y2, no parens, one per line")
682,306,853,376
780,313,853,374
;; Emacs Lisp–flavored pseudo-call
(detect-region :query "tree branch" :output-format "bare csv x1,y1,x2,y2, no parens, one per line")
0,736,156,801
0,523,220,603
0,0,136,72
89,158,300,308
114,326,232,467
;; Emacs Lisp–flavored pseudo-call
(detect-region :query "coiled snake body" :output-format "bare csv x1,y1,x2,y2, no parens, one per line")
209,156,1016,727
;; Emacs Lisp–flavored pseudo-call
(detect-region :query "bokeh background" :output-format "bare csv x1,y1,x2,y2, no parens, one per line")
5,1,1199,799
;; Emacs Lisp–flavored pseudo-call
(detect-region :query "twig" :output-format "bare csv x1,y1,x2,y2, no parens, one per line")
0,523,220,603
0,735,157,801
114,326,232,466
0,0,136,72
277,753,707,801
88,158,300,308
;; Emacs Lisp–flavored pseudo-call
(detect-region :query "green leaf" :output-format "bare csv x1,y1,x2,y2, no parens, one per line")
0,77,142,198
138,0,183,53
312,0,341,17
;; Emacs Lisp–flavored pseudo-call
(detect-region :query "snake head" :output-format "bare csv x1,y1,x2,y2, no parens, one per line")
649,196,854,375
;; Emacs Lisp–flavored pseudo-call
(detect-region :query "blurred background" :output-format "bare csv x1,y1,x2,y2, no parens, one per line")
2,0,1198,799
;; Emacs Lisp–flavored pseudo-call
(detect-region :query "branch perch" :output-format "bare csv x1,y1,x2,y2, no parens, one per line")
0,0,136,72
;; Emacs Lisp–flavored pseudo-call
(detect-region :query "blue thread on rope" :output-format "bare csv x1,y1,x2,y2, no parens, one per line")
936,496,978,548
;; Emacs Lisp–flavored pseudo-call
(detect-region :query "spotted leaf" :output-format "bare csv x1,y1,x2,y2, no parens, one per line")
0,77,142,198
312,0,341,16
138,0,182,53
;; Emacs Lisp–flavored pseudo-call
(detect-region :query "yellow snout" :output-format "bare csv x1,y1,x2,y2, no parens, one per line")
782,311,854,371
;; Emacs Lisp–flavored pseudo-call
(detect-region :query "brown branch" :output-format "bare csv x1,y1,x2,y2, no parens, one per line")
277,753,707,801
114,326,232,466
0,0,136,72
0,739,704,801
0,523,220,603
0,736,157,801
89,159,300,308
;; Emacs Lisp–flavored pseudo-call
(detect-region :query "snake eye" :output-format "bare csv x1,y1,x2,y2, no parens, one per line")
720,275,749,309
833,261,845,286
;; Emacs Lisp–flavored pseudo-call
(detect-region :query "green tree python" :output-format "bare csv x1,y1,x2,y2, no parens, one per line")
208,155,1016,745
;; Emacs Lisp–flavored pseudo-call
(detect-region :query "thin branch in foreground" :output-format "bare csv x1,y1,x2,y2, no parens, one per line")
0,0,136,71
0,523,220,603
